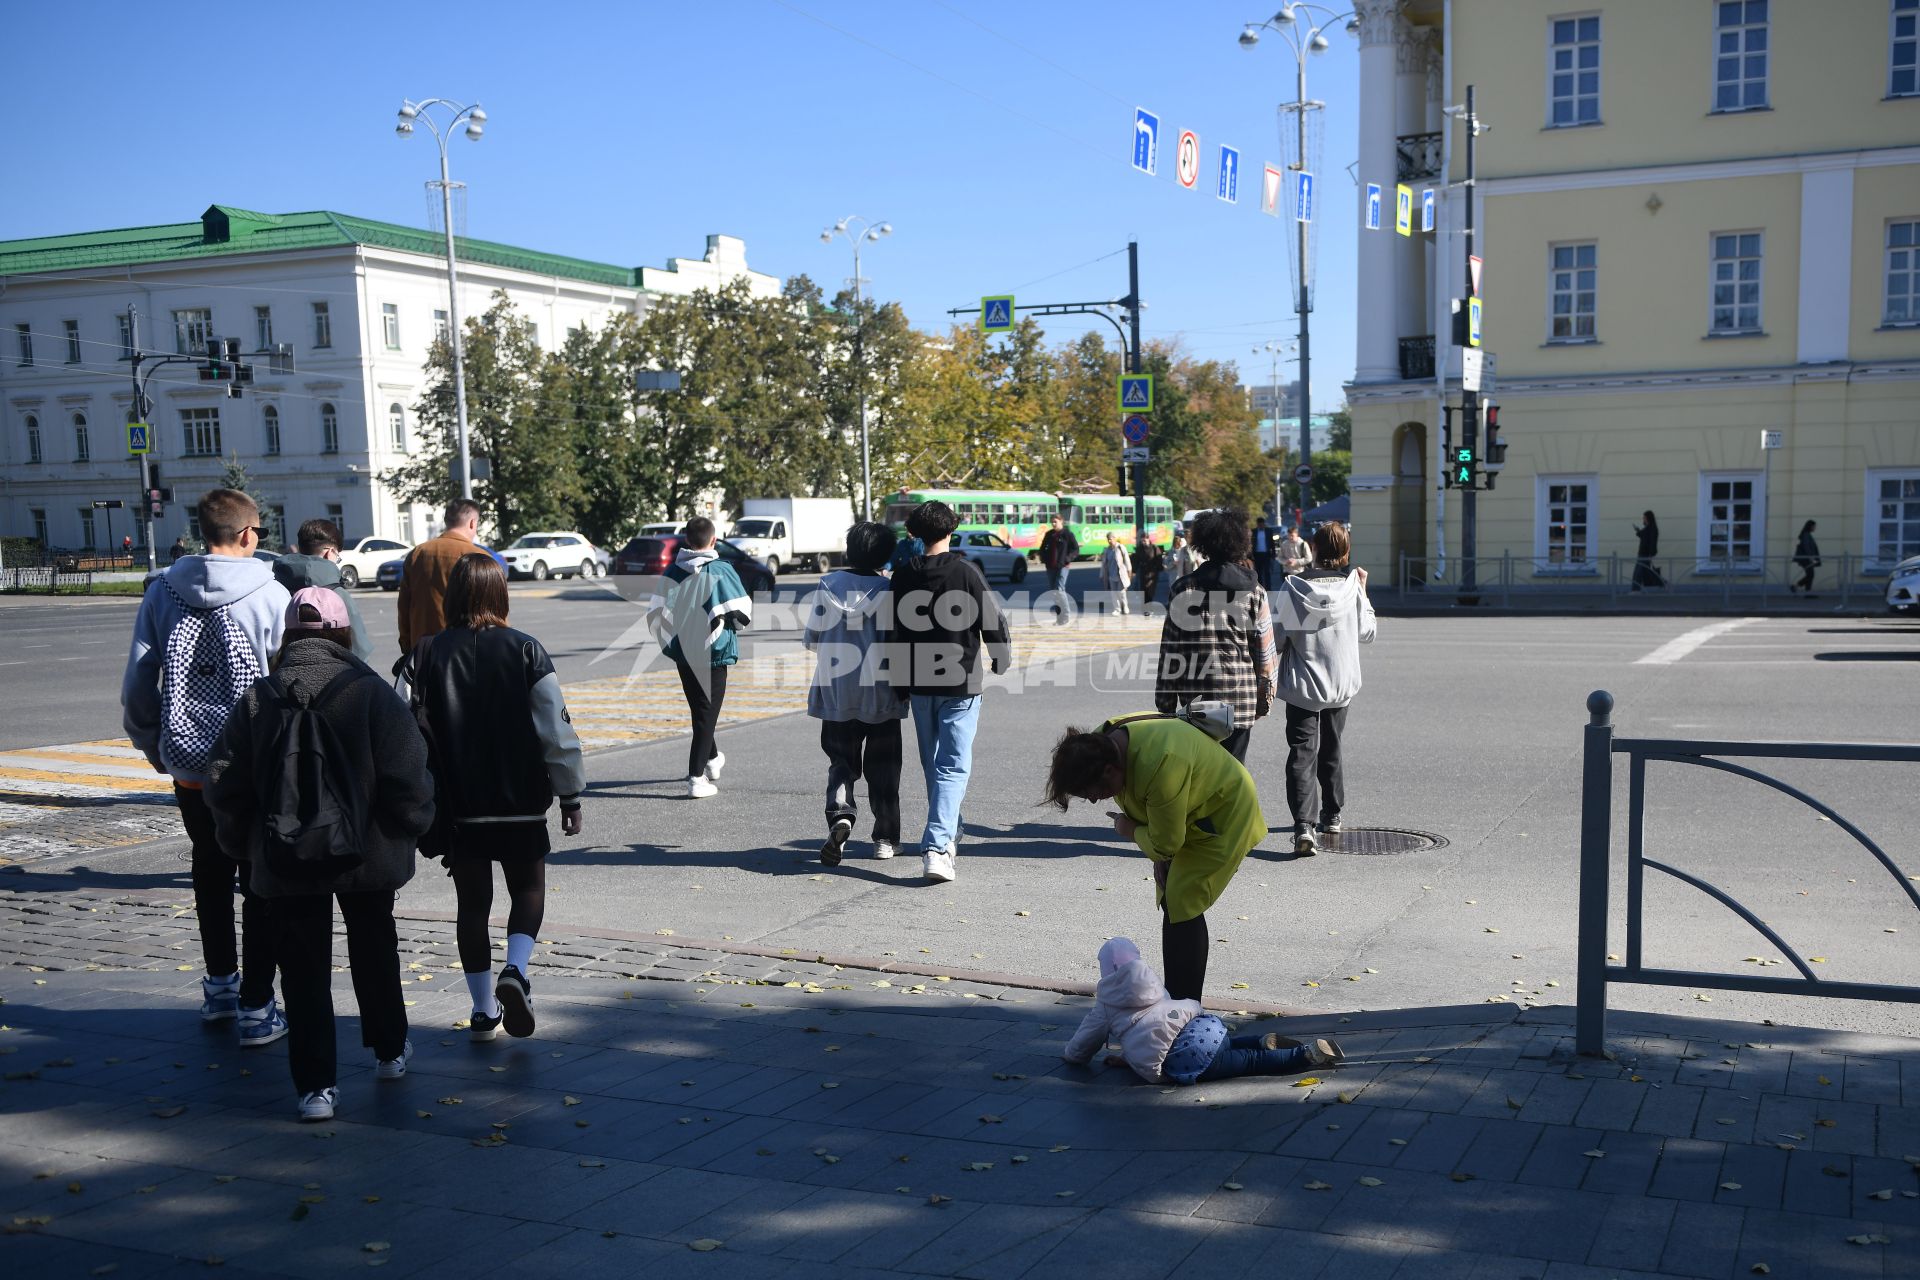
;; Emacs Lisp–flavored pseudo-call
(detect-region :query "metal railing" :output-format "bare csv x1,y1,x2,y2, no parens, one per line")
1396,131,1441,183
1575,691,1920,1054
1394,551,1896,609
1397,335,1435,381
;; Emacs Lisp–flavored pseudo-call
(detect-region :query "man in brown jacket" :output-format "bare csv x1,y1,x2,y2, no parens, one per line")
398,497,483,652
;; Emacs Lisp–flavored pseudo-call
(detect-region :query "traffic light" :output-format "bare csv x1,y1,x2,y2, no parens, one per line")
1117,464,1130,497
1483,402,1507,487
200,337,231,382
1452,445,1477,488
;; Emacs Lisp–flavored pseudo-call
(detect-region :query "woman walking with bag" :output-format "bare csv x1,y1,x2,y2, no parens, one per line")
207,588,435,1122
1275,523,1376,855
1631,511,1663,591
411,554,584,1042
1790,520,1821,595
1154,510,1278,763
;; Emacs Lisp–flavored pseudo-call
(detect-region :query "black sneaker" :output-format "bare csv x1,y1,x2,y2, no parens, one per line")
495,966,535,1039
1318,814,1343,835
821,817,853,866
469,1010,502,1043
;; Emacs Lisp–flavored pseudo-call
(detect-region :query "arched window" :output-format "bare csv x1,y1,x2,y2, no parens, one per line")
72,412,90,462
389,403,407,453
320,403,338,454
25,414,41,464
262,405,280,456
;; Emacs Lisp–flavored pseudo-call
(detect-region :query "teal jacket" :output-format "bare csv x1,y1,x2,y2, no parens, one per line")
654,547,753,667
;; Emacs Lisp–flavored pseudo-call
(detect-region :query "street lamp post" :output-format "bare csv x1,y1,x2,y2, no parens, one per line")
1237,5,1357,523
396,97,487,500
1253,338,1297,521
820,217,892,521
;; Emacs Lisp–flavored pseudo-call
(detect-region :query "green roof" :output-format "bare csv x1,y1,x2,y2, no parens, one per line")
0,204,644,288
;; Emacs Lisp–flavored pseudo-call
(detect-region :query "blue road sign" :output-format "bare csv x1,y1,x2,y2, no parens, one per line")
1216,145,1240,204
1132,108,1159,175
1117,374,1154,413
1295,171,1314,223
1468,296,1484,348
980,295,1015,333
1365,183,1382,231
1122,413,1150,444
1421,188,1436,232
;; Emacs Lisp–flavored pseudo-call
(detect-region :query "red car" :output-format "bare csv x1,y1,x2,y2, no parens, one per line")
611,534,775,596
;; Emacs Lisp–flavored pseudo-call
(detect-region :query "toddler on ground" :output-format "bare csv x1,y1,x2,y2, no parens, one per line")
1061,937,1342,1084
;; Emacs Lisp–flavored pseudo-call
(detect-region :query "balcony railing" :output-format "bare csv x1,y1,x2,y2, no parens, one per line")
1396,131,1441,183
1398,335,1435,381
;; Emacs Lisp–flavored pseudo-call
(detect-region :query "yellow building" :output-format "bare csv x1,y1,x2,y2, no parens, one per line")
1347,0,1920,594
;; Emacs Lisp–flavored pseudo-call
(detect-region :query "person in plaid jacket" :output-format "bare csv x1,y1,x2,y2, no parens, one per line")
1153,509,1278,763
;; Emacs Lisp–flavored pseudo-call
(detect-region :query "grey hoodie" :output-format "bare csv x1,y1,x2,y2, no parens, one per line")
122,554,290,783
273,552,372,662
1275,567,1377,712
804,569,906,723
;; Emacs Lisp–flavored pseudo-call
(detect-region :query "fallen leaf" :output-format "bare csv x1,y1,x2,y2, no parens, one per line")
1809,957,1827,964
1292,1077,1323,1088
964,1162,994,1172
1720,1181,1743,1191
1011,1154,1030,1164
1049,1144,1071,1153
1389,1138,1408,1146
150,1106,186,1119
578,1160,606,1168
1054,1190,1075,1198
362,1243,390,1254
1303,1180,1332,1191
927,1194,953,1205
563,1096,581,1107
1868,1188,1893,1201
1014,910,1030,917
1222,1181,1244,1191
1583,1149,1607,1158
1450,1172,1474,1182
1816,1075,1832,1086
978,1114,1003,1124
687,1239,723,1252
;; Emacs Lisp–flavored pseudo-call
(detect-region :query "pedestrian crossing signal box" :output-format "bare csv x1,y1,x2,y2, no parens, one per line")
1451,446,1477,488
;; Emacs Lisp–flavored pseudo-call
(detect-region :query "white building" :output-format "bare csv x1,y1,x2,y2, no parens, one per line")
0,204,781,552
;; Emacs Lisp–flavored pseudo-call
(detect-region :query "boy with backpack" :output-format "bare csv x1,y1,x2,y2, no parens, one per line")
121,488,291,1044
206,589,436,1121
650,517,753,798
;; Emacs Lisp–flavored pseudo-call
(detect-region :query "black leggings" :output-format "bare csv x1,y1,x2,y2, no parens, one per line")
451,857,547,972
1162,910,1210,1002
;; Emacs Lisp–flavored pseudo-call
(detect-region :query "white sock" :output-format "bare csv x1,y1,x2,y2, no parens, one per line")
465,971,499,1017
505,933,534,973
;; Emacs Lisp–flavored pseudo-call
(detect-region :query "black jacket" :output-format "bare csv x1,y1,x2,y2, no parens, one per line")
206,636,434,898
885,551,1013,697
1039,527,1079,572
1634,524,1659,559
411,625,586,826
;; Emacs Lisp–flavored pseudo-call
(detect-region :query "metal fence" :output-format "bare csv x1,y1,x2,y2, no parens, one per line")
1574,690,1920,1054
1396,551,1896,609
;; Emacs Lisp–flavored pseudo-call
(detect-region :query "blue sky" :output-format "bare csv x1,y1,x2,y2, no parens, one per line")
2,0,1361,406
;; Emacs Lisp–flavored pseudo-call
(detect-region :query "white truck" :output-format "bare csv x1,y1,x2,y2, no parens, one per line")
724,497,855,575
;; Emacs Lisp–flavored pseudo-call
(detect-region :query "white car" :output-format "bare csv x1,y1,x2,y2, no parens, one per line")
499,531,607,580
638,522,683,537
1887,553,1920,614
334,536,412,589
953,531,1029,584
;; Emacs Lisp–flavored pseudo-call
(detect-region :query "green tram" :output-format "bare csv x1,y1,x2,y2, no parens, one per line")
879,489,1174,559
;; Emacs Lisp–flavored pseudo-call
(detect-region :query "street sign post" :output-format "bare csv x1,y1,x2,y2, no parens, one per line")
1122,413,1150,444
1294,463,1314,487
1175,130,1200,189
126,422,150,455
1132,108,1160,175
1118,374,1154,413
1461,347,1484,392
1759,429,1784,450
1365,183,1382,230
1395,184,1413,236
1294,171,1314,223
980,296,1015,333
1216,145,1240,204
1122,446,1150,464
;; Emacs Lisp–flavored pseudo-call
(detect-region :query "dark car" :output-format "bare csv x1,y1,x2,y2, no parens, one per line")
611,534,775,597
377,544,508,591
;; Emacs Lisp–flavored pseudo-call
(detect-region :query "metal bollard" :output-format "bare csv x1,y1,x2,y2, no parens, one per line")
1575,690,1615,1055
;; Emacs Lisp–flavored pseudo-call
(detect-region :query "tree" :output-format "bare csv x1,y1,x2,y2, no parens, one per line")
1328,404,1353,451
221,452,282,548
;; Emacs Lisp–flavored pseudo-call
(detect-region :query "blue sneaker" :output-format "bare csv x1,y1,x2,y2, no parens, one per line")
237,999,288,1048
200,974,241,1023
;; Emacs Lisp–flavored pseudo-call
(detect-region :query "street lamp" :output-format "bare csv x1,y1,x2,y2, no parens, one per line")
1236,4,1355,520
396,96,487,500
820,216,892,520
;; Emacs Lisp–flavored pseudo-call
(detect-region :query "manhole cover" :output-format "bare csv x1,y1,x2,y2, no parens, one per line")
1321,826,1448,856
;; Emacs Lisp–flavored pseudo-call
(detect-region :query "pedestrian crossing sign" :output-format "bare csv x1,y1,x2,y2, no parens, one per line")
127,422,150,455
1468,297,1483,348
1395,184,1413,237
980,296,1015,333
1118,374,1154,413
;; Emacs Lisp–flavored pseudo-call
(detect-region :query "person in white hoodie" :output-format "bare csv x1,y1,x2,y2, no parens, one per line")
122,488,291,1043
1274,523,1377,855
1062,938,1341,1084
803,521,907,865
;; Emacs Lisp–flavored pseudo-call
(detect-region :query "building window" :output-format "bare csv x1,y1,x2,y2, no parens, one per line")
433,310,449,344
264,505,286,551
30,508,48,546
79,507,96,550
1713,0,1768,111
64,320,82,364
382,303,400,350
1537,476,1596,568
15,323,32,366
325,503,345,542
1549,14,1601,126
186,505,202,543
254,305,273,350
117,313,134,359
389,403,407,452
180,406,222,457
320,402,339,454
1886,219,1919,324
25,414,42,464
1710,232,1764,333
1700,473,1764,564
1549,242,1597,340
263,404,281,456
312,301,332,348
73,413,90,463
172,308,213,355
1894,0,1918,97
1869,469,1920,565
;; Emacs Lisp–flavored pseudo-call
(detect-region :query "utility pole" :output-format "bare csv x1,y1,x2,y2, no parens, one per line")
1293,44,1314,526
1128,240,1145,547
127,306,157,575
1460,83,1480,596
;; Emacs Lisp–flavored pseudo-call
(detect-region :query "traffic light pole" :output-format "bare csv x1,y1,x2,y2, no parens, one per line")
127,307,157,576
1460,83,1479,597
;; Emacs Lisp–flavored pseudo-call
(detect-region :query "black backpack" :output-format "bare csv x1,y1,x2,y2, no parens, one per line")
256,667,371,880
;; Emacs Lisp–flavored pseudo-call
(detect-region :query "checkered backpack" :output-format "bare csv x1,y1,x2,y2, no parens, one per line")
160,582,263,775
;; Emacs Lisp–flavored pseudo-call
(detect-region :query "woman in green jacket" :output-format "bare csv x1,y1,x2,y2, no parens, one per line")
1044,715,1266,999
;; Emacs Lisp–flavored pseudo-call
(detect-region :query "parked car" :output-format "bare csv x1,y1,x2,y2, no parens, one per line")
377,544,507,591
610,534,775,597
1887,553,1920,614
335,536,412,589
952,530,1029,584
638,522,685,537
498,531,607,581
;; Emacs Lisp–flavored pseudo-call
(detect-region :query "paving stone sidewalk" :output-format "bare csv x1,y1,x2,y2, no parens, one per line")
2,888,1917,1279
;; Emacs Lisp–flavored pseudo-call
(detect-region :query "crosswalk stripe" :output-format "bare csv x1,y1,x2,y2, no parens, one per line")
3,749,165,775
0,764,171,795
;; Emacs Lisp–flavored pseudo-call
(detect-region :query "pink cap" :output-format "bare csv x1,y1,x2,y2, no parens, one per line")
285,586,350,633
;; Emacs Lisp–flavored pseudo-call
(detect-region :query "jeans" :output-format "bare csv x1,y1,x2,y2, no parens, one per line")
1198,1034,1315,1081
821,718,903,843
675,659,729,778
909,693,980,853
1284,702,1348,827
178,784,275,1009
272,890,407,1094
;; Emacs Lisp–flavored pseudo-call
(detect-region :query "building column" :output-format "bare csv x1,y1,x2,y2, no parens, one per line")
1353,0,1403,384
1394,20,1431,348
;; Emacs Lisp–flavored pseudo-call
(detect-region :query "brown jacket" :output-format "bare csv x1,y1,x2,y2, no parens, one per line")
398,531,482,652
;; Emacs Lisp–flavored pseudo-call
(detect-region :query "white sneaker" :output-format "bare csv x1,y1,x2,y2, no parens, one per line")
705,751,726,781
687,775,718,799
873,840,899,860
922,847,956,884
297,1087,338,1123
374,1038,413,1081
